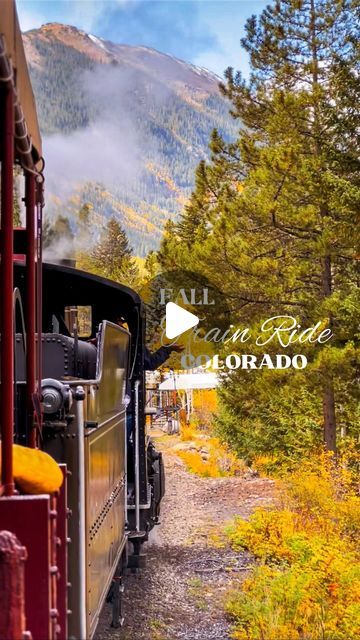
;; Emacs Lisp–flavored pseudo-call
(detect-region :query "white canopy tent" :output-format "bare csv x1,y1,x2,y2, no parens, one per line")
157,372,218,421
158,372,218,391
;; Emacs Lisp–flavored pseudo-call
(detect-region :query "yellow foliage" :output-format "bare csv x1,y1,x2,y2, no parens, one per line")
225,451,360,640
252,454,282,475
282,450,360,541
192,389,218,412
0,444,63,494
180,423,198,442
177,425,245,478
145,162,182,195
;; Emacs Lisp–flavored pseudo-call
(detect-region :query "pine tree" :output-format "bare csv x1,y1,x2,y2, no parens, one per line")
159,0,360,454
76,202,93,249
43,215,75,254
144,250,160,280
90,217,139,287
223,0,360,451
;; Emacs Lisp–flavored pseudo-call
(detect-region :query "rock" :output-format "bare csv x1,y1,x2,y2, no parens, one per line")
173,442,197,452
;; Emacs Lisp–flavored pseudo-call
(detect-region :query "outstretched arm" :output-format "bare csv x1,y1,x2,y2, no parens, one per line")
144,344,183,371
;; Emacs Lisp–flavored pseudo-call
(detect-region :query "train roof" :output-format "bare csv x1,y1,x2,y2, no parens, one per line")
43,261,143,308
0,0,42,164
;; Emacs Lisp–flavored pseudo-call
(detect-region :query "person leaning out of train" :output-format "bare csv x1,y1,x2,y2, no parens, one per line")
117,317,183,439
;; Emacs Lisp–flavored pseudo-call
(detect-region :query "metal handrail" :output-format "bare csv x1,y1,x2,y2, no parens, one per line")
134,380,141,532
13,287,27,356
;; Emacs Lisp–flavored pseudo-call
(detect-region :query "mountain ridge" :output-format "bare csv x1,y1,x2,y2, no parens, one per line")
22,24,236,255
24,22,222,86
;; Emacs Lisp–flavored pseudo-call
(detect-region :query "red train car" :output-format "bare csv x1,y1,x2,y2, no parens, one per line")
0,2,64,639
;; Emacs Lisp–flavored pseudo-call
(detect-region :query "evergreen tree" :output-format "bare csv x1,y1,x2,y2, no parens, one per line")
77,202,92,227
89,217,139,287
43,214,75,254
76,202,93,249
159,0,360,454
144,250,161,280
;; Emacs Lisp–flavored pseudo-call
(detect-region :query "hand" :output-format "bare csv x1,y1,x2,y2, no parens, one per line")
170,343,184,353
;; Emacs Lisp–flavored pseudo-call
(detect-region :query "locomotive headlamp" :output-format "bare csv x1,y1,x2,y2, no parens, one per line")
41,378,73,415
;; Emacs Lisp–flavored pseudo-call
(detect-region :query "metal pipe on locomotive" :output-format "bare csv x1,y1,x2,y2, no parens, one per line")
0,3,165,638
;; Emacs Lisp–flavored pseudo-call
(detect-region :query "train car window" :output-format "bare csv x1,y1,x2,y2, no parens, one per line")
14,165,25,224
64,305,92,338
78,306,92,336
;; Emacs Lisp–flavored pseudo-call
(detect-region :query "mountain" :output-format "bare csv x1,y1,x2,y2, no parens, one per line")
23,24,236,255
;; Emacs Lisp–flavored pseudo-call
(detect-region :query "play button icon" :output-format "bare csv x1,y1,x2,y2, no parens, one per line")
165,302,199,339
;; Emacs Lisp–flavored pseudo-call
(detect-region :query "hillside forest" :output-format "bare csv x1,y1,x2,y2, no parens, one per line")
23,23,237,255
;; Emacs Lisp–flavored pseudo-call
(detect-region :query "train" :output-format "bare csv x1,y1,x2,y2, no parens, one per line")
0,3,165,638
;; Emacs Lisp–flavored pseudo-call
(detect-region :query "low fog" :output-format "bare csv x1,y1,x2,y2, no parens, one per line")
43,64,166,199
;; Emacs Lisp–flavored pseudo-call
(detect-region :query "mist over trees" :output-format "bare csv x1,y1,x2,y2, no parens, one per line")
158,0,360,459
24,25,237,255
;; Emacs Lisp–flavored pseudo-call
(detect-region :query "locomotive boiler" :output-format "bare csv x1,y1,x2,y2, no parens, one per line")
0,3,164,638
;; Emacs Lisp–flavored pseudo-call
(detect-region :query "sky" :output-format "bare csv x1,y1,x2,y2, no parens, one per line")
17,0,267,78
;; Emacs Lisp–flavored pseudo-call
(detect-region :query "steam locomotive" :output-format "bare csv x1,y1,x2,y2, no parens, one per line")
0,3,164,638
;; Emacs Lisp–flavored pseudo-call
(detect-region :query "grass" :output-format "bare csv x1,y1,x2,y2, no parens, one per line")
187,577,209,611
149,618,168,640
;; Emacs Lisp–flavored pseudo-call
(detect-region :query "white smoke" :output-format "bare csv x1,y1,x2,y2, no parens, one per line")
43,64,161,199
42,62,171,260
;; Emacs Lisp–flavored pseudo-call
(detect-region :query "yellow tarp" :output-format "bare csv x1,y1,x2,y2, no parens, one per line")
0,444,63,494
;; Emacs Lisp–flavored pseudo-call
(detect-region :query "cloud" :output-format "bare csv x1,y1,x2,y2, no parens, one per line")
17,1,266,78
43,64,156,201
17,0,131,33
90,1,218,63
17,1,218,65
42,62,157,257
17,2,48,31
192,1,265,77
62,0,126,34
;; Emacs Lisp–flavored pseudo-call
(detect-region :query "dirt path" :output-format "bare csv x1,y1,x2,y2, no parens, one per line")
96,437,274,640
